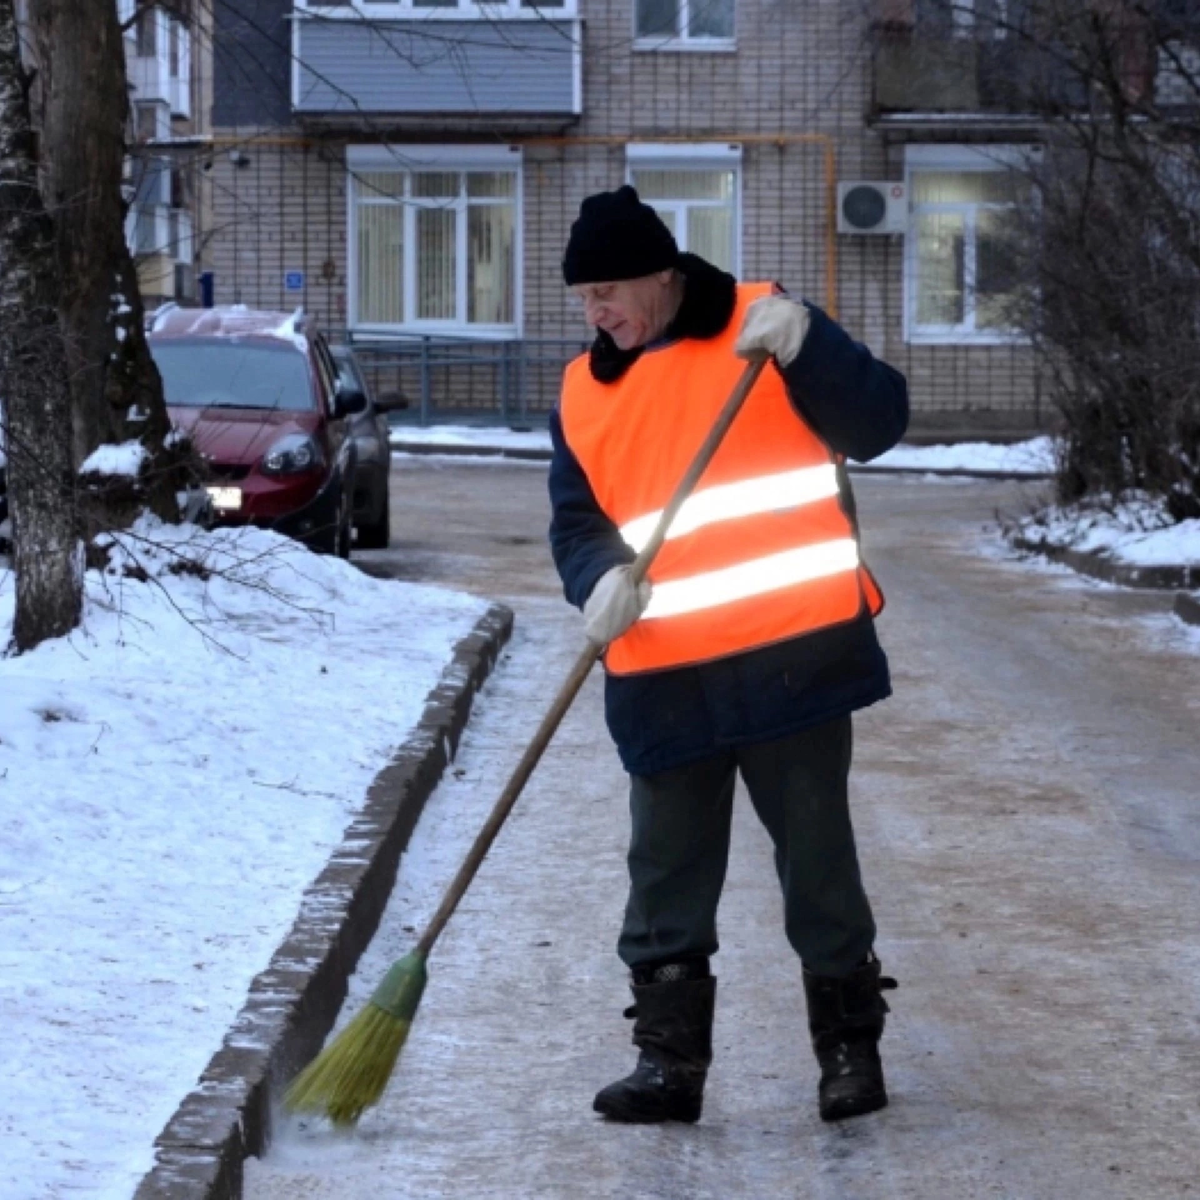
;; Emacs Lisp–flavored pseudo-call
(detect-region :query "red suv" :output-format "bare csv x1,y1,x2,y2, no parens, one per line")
148,306,364,557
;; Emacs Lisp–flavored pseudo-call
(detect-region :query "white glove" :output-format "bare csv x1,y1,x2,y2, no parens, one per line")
584,565,652,645
734,296,811,367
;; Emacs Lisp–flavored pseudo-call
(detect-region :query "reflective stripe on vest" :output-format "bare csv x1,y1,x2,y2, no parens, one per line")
559,281,884,675
642,538,861,620
618,463,841,552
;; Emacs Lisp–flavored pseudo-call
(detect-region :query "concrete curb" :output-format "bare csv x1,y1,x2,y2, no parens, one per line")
133,603,514,1200
391,441,551,463
848,464,1052,482
1175,592,1200,627
1011,536,1200,591
390,440,1053,482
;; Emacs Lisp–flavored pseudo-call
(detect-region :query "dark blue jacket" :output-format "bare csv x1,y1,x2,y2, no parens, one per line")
548,298,909,777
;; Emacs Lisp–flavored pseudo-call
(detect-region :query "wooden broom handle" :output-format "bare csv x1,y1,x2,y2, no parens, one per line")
417,355,768,955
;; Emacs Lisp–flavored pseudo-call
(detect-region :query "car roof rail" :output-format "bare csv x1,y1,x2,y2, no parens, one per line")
146,300,179,332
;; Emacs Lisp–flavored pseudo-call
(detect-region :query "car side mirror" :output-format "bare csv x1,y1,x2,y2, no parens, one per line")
374,390,409,413
334,381,367,417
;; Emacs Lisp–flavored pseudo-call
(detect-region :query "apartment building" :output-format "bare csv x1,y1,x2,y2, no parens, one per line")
120,0,210,307
201,0,1194,433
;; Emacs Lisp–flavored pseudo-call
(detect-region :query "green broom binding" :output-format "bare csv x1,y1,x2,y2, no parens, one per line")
280,358,767,1127
284,951,428,1127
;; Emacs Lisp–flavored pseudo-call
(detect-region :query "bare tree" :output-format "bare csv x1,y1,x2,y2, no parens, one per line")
29,0,181,524
1012,1,1200,518
877,0,1200,518
0,0,82,651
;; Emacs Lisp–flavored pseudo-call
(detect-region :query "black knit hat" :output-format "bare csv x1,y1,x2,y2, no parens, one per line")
562,185,679,286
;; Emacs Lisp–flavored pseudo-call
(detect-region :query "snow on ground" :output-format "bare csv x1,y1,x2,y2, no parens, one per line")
1012,495,1200,567
79,440,148,478
872,435,1055,475
0,519,486,1200
389,423,1057,476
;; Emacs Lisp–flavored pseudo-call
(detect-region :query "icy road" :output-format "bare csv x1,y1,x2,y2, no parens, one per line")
247,462,1200,1200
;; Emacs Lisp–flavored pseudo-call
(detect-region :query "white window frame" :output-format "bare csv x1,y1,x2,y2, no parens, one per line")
625,143,743,277
346,144,523,339
633,0,736,52
904,143,1036,346
295,0,578,17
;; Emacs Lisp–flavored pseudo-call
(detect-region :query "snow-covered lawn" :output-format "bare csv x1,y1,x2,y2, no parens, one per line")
1009,496,1200,568
872,436,1055,476
0,519,486,1200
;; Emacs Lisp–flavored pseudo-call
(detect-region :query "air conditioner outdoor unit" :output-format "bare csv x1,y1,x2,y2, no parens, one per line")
837,181,908,235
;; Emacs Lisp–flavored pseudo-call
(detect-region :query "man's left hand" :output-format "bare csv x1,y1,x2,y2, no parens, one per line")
734,296,811,367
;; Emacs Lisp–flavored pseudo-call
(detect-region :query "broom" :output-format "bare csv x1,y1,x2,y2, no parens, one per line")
284,355,769,1127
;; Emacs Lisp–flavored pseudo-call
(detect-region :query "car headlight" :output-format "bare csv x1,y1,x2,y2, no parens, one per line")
262,434,324,476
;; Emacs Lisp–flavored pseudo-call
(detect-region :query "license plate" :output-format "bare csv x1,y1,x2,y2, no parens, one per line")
205,486,243,512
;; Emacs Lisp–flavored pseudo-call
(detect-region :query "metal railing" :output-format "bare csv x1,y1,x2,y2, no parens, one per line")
342,333,590,426
339,331,1051,436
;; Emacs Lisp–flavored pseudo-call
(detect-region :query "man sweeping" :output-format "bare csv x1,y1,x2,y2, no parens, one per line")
548,185,909,1125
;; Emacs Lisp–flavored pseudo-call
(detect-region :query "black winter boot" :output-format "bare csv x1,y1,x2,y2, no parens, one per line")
802,955,897,1122
593,960,716,1124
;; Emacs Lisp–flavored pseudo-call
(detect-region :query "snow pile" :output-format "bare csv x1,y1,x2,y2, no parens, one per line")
1011,495,1200,566
80,439,148,478
872,436,1056,475
0,519,487,1199
271,307,309,353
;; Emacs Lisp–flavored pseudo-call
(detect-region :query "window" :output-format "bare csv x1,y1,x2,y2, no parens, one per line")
168,19,182,77
635,0,734,45
350,148,520,333
915,0,1008,39
135,7,157,57
627,145,741,275
905,146,1033,343
134,101,163,142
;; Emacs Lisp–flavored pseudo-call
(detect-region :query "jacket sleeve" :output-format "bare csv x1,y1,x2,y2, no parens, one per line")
547,407,634,610
778,302,909,463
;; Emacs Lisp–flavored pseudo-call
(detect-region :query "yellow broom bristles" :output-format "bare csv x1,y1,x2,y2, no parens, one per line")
284,1004,412,1128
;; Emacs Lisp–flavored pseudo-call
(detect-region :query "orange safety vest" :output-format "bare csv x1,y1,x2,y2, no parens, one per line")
559,281,885,676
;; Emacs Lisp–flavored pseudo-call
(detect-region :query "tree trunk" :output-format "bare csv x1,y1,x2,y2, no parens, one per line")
29,0,178,522
0,0,82,651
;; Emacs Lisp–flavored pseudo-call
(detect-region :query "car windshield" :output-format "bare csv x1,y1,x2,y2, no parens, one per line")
150,340,315,412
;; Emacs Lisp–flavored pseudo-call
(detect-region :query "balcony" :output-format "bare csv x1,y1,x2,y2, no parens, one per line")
872,32,1095,128
869,0,1180,128
126,9,192,120
292,4,581,128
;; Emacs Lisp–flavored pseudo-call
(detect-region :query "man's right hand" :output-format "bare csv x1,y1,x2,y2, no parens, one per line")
584,565,652,645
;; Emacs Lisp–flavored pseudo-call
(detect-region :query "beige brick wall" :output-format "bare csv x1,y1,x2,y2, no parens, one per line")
207,137,348,329
204,1,1044,428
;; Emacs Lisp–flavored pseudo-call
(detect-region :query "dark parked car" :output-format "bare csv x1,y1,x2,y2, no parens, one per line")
330,343,405,550
148,306,365,557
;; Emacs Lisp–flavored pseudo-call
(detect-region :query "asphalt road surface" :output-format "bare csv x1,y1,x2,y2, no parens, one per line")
246,458,1200,1200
